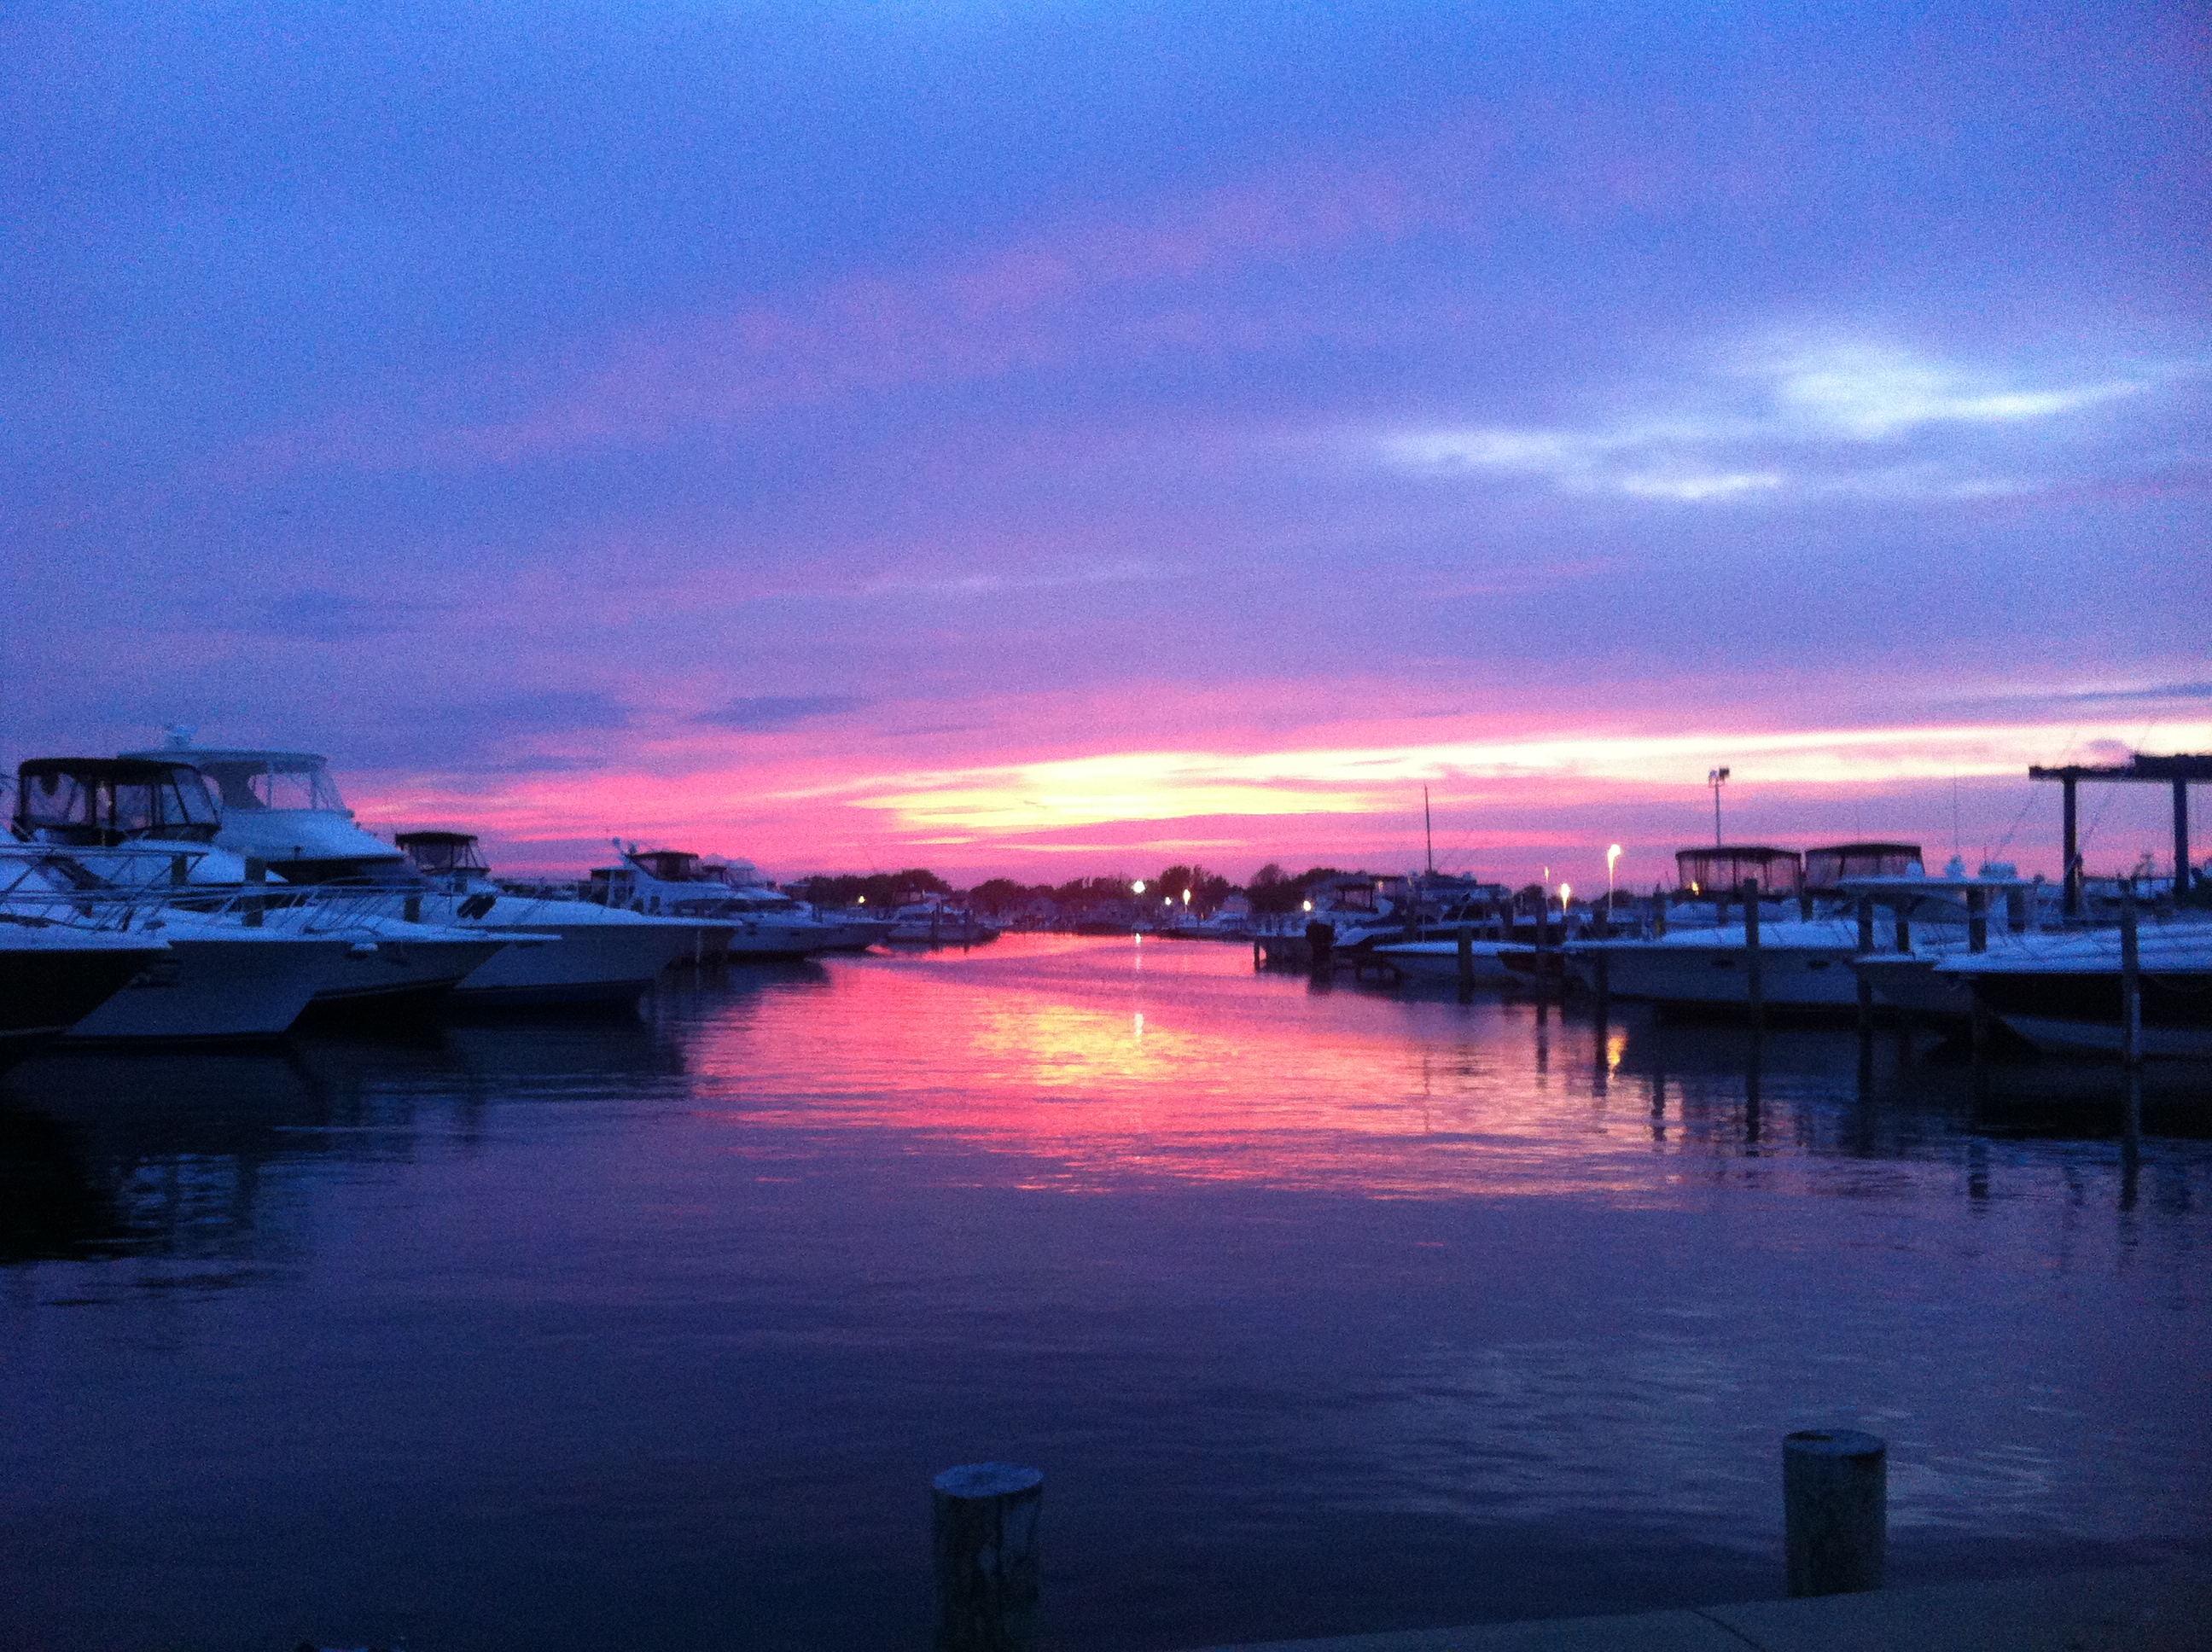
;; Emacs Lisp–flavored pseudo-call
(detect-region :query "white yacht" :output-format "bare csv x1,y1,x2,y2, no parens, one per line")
2,846,345,1042
107,735,725,1007
584,846,836,960
1934,922,2212,1059
0,912,170,1066
1562,843,1923,1013
1837,868,2054,1022
119,732,416,884
396,833,731,1003
885,897,997,945
17,759,520,1020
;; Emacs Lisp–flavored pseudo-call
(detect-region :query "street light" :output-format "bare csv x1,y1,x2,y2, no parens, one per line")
1606,844,1622,908
1132,880,1146,894
1708,768,1730,847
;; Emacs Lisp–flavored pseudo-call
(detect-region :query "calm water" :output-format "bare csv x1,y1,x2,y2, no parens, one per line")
4,934,2208,1651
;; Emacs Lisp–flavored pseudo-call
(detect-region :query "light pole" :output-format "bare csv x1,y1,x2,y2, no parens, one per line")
1708,768,1731,846
1606,844,1621,916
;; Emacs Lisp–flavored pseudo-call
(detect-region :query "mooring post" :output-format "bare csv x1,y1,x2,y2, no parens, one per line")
1854,897,1876,1033
2005,885,2027,934
170,852,189,887
1742,876,1763,1021
933,1462,1043,1652
403,892,422,923
2120,882,2143,1069
1966,887,1988,954
1456,921,1475,998
242,856,266,928
2062,774,2081,919
1650,886,1668,939
1784,1429,1886,1597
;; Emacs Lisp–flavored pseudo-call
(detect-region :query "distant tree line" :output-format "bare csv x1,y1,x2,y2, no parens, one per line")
787,861,1367,916
789,869,952,909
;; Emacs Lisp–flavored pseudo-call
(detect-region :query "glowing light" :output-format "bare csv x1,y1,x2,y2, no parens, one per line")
1132,880,1146,894
1301,899,1313,912
1559,882,1571,906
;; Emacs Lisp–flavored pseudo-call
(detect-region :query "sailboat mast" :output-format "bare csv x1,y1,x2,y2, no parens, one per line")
1423,786,1434,874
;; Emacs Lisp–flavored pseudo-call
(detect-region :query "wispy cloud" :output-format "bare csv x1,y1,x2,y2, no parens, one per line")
696,695,868,731
1379,340,2191,504
837,715,2212,834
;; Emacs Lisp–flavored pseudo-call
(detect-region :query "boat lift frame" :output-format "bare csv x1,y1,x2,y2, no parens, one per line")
2029,751,2210,917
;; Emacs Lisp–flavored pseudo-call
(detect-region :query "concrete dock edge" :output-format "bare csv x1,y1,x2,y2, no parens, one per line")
1178,1561,2212,1652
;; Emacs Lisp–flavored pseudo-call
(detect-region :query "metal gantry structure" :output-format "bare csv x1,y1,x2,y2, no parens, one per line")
2029,751,2210,916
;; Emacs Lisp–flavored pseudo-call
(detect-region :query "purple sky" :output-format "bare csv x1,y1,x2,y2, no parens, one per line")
9,2,2209,886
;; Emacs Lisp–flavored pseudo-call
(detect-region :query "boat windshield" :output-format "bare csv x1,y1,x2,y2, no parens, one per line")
15,760,222,841
195,757,349,812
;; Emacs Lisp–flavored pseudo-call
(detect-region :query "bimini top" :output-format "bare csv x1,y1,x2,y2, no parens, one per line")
396,831,488,875
1804,842,1924,890
1674,845,1804,896
15,757,222,845
119,745,348,814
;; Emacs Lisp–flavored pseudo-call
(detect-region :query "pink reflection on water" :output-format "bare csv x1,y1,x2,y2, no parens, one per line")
673,934,1822,1204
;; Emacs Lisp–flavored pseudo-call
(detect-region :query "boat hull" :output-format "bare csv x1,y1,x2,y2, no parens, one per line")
0,932,169,1063
1371,940,1523,986
1568,937,1865,1010
1968,969,2212,1061
64,932,346,1041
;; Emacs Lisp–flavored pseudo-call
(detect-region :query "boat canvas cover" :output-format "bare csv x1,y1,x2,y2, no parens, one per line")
15,759,221,845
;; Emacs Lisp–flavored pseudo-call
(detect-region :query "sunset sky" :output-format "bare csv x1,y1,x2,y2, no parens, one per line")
9,1,2208,889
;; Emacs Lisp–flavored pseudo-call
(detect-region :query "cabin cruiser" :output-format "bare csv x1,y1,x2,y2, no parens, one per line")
16,760,521,1020
804,903,900,951
1934,920,2212,1059
1,846,349,1041
110,733,722,1006
1561,844,1924,1013
119,732,416,884
585,846,836,960
1837,867,2052,1022
886,898,998,945
397,833,731,1002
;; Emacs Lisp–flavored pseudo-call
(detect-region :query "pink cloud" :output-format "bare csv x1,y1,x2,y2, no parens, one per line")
227,104,1761,480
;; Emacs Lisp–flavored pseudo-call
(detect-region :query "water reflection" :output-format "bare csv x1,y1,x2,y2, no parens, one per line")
2,936,2206,1652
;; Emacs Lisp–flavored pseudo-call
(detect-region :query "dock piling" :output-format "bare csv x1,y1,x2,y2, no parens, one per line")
933,1462,1043,1652
242,857,266,928
2120,883,2143,1069
1742,877,1763,1021
1784,1429,1886,1597
1456,922,1475,999
1854,898,1875,1034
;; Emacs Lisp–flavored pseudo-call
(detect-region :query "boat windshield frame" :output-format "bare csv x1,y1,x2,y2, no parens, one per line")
15,758,223,844
176,752,351,814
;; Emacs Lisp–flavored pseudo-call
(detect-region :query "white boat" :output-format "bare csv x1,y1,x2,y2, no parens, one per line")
1370,936,1529,986
119,731,416,884
396,835,727,1003
2,848,344,1042
1562,843,1931,1012
886,899,997,945
17,762,520,1019
806,905,899,951
1934,922,2212,1059
0,917,169,1066
584,846,835,960
103,738,725,1009
1837,870,2056,1022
